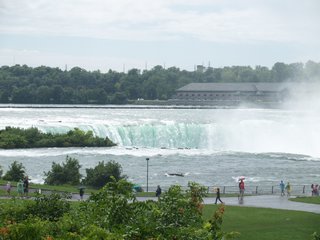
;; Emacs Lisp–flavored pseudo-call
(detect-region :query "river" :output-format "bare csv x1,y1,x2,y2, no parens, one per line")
0,105,319,189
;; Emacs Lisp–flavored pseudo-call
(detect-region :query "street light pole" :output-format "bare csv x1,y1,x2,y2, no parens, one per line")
146,158,149,192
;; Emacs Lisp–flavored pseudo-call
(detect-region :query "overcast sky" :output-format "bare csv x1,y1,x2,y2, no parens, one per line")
0,0,319,72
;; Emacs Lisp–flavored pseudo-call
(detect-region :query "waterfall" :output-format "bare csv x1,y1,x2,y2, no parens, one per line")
33,118,320,157
37,123,207,149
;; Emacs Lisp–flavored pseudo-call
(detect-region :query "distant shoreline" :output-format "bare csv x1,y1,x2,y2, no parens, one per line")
0,102,281,109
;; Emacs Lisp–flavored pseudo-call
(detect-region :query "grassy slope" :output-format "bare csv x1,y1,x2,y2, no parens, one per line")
203,205,320,240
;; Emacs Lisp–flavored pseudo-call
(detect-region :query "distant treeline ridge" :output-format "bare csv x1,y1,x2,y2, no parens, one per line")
0,61,319,104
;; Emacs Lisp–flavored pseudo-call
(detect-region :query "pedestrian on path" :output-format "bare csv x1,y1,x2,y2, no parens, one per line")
314,184,319,196
17,179,24,197
280,180,285,196
156,185,162,198
79,187,85,200
238,179,245,202
5,182,12,196
285,182,291,197
23,176,29,197
215,187,224,204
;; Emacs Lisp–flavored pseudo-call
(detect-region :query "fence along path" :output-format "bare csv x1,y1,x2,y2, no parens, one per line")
141,184,313,196
1,184,315,199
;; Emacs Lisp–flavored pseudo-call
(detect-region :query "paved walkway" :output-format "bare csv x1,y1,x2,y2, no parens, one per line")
136,195,320,214
2,193,319,214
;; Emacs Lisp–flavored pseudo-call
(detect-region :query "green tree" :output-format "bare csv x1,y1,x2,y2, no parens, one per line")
3,161,26,181
44,156,82,185
0,164,3,178
83,160,125,188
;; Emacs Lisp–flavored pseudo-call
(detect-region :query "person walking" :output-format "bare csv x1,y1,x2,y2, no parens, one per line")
238,179,245,201
79,187,85,200
285,182,291,197
215,187,224,204
17,179,24,197
280,180,285,196
5,182,12,196
23,176,29,197
156,185,162,198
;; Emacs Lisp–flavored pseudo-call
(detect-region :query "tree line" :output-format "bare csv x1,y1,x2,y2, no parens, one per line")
0,157,124,188
0,61,319,104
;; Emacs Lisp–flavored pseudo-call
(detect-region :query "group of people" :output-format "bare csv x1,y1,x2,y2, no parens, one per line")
279,180,291,197
4,176,29,197
311,184,319,196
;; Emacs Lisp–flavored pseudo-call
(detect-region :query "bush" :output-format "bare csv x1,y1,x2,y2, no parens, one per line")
0,165,3,178
3,161,25,181
28,193,71,221
44,156,81,185
83,160,125,188
0,179,238,239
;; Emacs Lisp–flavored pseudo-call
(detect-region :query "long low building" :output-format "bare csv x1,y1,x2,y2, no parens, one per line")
173,82,290,103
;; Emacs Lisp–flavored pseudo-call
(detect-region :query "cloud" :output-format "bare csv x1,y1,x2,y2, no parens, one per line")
0,0,319,44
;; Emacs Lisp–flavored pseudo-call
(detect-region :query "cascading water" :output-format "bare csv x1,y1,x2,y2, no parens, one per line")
1,106,319,186
31,115,320,157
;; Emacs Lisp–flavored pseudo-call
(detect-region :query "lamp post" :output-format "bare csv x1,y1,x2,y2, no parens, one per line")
146,158,149,192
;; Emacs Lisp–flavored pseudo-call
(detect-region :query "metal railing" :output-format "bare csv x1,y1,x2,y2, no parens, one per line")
1,184,314,197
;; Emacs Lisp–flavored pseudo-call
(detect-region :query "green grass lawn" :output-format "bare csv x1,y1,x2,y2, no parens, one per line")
290,196,320,205
203,205,320,240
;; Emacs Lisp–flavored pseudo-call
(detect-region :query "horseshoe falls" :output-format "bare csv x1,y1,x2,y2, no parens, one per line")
0,106,319,186
25,117,320,156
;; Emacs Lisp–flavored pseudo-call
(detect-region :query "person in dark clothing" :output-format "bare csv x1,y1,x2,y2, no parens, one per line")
23,176,29,197
156,185,162,198
215,187,224,204
79,187,85,200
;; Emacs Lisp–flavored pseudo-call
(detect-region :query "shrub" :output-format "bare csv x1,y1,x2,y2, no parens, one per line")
0,165,3,178
5,217,52,240
0,179,238,239
44,156,81,185
313,232,320,240
28,193,71,221
83,160,125,188
3,161,25,181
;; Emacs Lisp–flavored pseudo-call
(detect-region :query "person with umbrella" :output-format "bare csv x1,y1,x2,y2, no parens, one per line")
238,177,245,202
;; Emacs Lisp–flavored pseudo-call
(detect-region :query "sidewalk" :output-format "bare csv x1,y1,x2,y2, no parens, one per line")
136,195,320,214
205,195,320,214
1,193,319,214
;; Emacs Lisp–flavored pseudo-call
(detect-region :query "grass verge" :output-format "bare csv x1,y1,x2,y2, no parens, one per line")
203,204,320,240
290,196,320,205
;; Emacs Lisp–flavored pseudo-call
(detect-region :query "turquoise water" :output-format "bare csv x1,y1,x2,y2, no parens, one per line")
0,105,319,188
